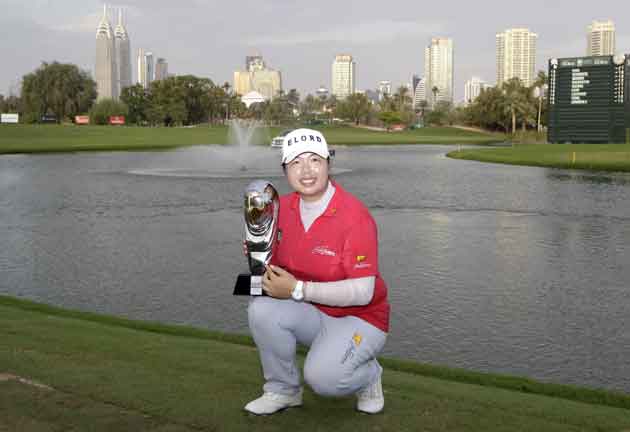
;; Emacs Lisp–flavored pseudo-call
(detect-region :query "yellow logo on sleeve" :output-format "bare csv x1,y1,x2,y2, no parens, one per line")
356,255,366,262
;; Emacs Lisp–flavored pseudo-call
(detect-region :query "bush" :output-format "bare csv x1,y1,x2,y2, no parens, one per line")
89,99,129,125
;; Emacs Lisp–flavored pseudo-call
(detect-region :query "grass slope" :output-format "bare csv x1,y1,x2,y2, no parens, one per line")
447,143,630,172
1,296,630,431
0,124,501,154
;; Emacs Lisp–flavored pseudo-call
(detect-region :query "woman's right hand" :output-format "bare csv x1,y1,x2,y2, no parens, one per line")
242,240,248,257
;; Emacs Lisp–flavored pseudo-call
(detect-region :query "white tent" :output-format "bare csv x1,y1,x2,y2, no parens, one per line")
241,91,266,108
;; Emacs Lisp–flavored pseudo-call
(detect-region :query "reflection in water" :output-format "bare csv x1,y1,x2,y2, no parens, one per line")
1,145,630,393
547,170,630,186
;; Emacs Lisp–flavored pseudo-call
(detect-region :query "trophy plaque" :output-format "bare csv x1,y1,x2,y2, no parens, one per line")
233,180,279,296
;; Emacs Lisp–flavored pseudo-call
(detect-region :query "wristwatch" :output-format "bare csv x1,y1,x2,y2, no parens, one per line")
291,280,305,301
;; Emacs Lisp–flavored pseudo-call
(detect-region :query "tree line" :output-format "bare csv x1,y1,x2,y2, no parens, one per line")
1,61,548,132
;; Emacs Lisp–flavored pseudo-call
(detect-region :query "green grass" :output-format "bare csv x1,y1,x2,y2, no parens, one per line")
2,295,630,431
0,124,502,154
0,124,231,153
447,143,630,172
309,125,504,145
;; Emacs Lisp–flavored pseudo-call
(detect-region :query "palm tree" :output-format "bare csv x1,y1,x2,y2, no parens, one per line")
431,86,439,108
501,78,528,134
532,71,548,132
393,86,411,112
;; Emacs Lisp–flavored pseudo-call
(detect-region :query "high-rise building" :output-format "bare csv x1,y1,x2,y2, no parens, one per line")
114,8,131,96
155,58,169,81
412,75,426,109
496,28,537,87
331,55,355,99
233,54,282,100
378,80,392,101
587,20,615,56
95,5,117,100
145,52,154,85
246,55,264,72
424,38,454,105
137,49,154,89
137,48,146,88
464,77,487,105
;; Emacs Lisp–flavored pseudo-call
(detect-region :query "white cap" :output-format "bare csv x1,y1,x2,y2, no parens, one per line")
281,128,330,164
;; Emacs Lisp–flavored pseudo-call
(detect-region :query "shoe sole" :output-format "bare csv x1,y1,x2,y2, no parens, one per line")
244,403,303,416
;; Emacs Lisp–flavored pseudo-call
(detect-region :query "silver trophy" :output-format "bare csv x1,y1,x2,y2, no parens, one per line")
233,180,280,296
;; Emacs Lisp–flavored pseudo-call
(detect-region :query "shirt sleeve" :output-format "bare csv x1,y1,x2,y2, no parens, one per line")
305,276,375,306
341,213,379,279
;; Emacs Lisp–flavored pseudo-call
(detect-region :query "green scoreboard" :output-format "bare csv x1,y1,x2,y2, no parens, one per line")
548,55,630,143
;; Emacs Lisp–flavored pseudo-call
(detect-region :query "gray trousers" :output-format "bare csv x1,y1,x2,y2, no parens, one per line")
248,296,387,397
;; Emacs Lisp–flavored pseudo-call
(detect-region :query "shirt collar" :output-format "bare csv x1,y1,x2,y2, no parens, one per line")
290,179,343,217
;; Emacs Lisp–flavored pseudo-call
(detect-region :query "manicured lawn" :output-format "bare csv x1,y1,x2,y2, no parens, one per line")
447,143,630,172
2,295,630,431
0,124,230,153
0,124,502,154
312,125,504,145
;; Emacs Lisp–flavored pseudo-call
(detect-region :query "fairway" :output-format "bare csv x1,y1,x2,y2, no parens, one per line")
2,296,630,431
448,143,630,172
0,124,502,154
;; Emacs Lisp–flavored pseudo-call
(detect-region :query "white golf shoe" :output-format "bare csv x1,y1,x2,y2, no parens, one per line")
356,366,384,414
244,389,303,415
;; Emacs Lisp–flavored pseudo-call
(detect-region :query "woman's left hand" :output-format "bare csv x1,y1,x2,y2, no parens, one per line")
263,265,297,299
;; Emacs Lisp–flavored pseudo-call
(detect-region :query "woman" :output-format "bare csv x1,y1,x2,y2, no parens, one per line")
245,128,390,415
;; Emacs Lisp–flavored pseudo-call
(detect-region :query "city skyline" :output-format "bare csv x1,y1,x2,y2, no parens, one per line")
1,0,630,102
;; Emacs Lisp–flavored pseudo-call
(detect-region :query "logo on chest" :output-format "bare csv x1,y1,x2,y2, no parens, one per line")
312,245,337,257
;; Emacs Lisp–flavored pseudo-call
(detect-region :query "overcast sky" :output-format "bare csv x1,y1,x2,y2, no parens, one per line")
2,0,629,102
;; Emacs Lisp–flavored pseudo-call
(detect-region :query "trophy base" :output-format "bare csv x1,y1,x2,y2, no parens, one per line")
233,274,268,296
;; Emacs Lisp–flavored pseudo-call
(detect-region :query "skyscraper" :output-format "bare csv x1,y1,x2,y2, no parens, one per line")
137,49,154,89
424,38,454,105
412,75,426,109
378,80,392,101
464,77,487,105
496,28,537,87
155,58,169,81
137,48,146,88
95,5,117,100
114,8,131,96
331,55,355,99
587,20,615,56
233,54,282,100
246,55,264,72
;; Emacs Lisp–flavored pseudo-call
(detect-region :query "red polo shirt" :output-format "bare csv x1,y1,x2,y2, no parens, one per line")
271,182,390,332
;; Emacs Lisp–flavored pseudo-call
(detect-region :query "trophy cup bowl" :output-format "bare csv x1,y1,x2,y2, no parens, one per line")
233,180,279,296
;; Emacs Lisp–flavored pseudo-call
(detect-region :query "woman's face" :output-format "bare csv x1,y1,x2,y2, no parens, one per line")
285,152,329,202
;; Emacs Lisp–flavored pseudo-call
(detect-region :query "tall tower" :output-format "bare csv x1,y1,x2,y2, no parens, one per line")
155,58,169,81
424,37,454,105
496,28,537,87
331,55,355,99
137,48,146,87
587,20,615,56
114,8,131,97
145,52,154,85
464,77,487,106
95,4,117,100
137,49,154,89
412,75,426,109
233,54,283,100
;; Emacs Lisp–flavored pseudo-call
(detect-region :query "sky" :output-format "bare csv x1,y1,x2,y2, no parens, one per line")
1,0,630,102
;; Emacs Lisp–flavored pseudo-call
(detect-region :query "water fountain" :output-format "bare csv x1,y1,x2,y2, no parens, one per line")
127,120,283,179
